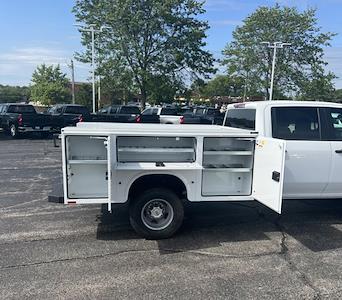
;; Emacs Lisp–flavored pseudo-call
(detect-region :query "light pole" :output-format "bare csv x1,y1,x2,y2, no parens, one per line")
261,41,291,101
74,24,110,113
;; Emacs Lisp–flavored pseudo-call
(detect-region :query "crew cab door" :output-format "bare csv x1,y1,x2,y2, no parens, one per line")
252,137,286,213
321,107,342,196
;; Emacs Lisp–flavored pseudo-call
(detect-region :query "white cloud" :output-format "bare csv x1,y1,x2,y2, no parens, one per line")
0,46,90,86
0,47,68,66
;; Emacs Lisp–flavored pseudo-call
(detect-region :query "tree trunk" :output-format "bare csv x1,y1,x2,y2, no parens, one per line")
140,85,147,109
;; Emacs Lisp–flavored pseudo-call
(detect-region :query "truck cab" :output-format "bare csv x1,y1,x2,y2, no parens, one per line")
224,101,342,199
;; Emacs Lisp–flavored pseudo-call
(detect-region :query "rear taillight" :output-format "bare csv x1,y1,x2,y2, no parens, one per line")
18,114,23,126
77,115,84,123
136,116,141,123
180,116,184,124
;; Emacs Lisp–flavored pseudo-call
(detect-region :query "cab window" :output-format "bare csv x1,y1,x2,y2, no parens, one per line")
324,108,342,140
225,108,256,130
271,107,320,140
99,106,110,114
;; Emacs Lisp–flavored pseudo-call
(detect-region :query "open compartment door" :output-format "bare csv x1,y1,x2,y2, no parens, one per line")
252,137,286,214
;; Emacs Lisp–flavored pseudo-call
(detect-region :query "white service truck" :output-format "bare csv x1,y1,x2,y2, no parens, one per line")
60,100,342,239
224,100,342,200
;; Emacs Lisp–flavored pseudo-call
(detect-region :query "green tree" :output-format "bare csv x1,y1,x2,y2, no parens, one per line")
334,88,342,103
73,0,215,107
222,5,336,100
0,85,30,103
200,75,245,98
75,83,93,109
30,64,71,105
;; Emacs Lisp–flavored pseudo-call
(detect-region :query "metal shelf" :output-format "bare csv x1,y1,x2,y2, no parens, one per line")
203,150,253,156
118,147,194,153
203,168,252,172
68,160,108,165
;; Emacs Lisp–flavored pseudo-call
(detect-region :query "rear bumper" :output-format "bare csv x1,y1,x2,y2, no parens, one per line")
18,126,58,133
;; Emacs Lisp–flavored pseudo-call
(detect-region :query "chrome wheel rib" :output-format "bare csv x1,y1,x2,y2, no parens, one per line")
141,198,174,231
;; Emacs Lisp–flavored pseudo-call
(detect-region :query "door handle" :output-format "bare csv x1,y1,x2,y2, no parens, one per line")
335,149,342,154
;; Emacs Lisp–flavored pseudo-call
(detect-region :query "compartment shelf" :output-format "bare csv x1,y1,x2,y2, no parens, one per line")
203,168,252,172
203,150,253,156
118,147,194,153
68,160,108,165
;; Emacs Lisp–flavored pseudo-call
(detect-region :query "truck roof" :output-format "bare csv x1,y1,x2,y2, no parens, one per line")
227,100,342,109
63,122,257,137
0,103,32,106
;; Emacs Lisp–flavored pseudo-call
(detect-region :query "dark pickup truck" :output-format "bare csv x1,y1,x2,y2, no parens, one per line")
0,103,60,138
93,105,141,123
182,107,225,125
47,104,145,127
46,104,92,127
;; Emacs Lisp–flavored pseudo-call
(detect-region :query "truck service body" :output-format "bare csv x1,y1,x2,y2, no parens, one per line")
61,122,285,238
60,101,342,238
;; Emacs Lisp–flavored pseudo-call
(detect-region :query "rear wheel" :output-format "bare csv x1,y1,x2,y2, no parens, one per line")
129,188,184,239
9,124,19,138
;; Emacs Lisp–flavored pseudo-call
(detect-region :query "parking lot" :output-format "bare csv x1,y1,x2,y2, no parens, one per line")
1,132,342,299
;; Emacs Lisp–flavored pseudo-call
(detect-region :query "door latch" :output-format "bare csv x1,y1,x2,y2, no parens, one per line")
272,171,280,182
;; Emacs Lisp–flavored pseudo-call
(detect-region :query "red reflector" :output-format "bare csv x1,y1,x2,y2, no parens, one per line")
18,114,23,126
68,201,76,204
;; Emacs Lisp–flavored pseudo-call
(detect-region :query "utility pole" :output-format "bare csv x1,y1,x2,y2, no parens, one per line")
98,75,101,109
70,59,75,104
74,24,111,113
261,41,291,101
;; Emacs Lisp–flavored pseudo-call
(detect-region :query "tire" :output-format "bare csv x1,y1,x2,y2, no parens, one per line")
129,188,184,239
9,124,19,138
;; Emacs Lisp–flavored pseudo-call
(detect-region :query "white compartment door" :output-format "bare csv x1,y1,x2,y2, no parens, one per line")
106,135,114,211
252,137,286,214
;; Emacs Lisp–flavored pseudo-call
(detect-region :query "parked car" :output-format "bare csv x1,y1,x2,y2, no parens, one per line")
93,105,140,123
46,104,91,127
140,106,183,124
0,103,60,138
181,107,224,125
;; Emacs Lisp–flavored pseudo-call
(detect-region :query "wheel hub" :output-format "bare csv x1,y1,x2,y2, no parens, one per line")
150,206,164,219
141,198,174,231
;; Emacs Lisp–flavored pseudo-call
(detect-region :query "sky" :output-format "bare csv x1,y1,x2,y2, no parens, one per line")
1,0,342,87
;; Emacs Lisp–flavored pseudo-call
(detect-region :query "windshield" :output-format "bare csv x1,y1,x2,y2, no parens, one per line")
7,105,36,113
120,106,140,114
65,106,89,115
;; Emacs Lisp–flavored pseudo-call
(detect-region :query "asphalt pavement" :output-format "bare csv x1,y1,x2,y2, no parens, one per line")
1,132,342,299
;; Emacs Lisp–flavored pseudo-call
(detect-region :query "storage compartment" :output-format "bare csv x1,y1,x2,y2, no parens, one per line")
67,164,108,198
65,135,109,199
202,170,252,196
117,136,196,162
202,137,254,196
67,136,107,161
